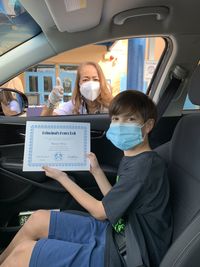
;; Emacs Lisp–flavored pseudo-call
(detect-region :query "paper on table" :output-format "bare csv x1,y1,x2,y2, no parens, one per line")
23,121,90,171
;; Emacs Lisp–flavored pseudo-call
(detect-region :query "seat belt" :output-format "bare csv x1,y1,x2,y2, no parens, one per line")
124,226,146,267
156,65,187,121
114,230,145,267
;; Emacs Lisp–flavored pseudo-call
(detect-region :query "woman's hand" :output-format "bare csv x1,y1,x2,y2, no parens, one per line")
87,152,101,175
42,166,68,182
48,77,64,106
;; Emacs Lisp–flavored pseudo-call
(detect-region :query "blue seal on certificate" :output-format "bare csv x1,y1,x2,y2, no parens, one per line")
54,152,63,161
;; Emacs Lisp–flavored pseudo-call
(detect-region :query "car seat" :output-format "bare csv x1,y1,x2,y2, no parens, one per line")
155,65,200,267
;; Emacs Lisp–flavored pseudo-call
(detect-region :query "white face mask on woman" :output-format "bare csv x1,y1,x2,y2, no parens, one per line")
80,81,100,101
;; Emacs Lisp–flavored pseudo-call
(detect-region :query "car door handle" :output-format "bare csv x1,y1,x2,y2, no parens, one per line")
91,130,105,139
114,6,169,25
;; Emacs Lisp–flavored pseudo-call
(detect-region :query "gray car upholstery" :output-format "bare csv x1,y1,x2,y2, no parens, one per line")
188,65,200,105
155,65,200,267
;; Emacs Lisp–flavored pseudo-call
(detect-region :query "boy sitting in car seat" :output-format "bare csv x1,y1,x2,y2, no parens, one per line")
0,90,172,267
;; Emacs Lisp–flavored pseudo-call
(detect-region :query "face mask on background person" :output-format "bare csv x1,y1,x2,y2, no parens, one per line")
106,122,144,151
80,81,100,101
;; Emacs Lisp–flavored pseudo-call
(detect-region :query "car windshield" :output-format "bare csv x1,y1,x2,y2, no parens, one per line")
0,0,41,56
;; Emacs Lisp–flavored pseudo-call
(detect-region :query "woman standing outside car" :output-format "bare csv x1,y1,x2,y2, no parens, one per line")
41,61,113,116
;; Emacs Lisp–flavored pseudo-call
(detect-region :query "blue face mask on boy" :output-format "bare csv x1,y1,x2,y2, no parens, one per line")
106,122,144,151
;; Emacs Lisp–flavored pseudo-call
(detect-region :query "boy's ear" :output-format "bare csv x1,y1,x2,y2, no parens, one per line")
145,119,155,134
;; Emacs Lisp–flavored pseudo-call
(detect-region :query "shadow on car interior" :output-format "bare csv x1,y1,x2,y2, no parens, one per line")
155,65,200,267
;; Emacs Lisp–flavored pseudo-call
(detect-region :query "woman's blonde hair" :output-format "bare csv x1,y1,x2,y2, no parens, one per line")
71,61,113,114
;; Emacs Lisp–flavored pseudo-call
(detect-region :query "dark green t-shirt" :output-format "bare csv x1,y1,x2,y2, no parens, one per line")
102,151,172,267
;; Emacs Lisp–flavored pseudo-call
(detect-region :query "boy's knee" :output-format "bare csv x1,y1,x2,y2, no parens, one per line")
28,209,50,224
23,209,50,237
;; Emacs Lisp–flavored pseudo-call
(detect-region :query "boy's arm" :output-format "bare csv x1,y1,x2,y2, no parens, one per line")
43,166,107,220
88,152,112,196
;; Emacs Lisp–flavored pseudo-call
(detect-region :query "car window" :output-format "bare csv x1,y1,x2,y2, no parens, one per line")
183,95,200,110
2,37,165,116
0,0,41,55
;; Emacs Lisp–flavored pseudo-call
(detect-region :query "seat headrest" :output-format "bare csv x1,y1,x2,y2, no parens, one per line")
188,65,200,105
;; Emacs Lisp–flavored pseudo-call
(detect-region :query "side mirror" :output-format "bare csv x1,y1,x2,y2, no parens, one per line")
0,88,28,116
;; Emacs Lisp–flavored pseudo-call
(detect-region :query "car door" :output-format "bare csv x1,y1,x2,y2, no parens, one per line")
0,112,123,247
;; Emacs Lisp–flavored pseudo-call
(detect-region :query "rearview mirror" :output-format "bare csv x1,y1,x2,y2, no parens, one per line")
0,88,28,116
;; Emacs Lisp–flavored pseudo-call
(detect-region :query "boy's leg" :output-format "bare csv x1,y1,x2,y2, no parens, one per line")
0,210,50,264
0,240,36,267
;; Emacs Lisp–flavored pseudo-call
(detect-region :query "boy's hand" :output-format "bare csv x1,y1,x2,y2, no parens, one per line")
87,152,111,196
43,166,68,182
87,152,101,175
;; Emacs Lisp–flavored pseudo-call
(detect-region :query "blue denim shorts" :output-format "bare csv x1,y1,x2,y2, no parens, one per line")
29,210,109,267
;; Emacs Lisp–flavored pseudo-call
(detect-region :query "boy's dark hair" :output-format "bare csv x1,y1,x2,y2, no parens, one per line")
109,90,157,123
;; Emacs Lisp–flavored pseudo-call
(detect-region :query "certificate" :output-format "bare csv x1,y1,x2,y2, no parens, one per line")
23,121,90,171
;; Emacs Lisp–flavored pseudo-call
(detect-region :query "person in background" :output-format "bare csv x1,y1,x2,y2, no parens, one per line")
0,90,21,116
41,61,113,116
1,76,24,116
0,90,172,267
